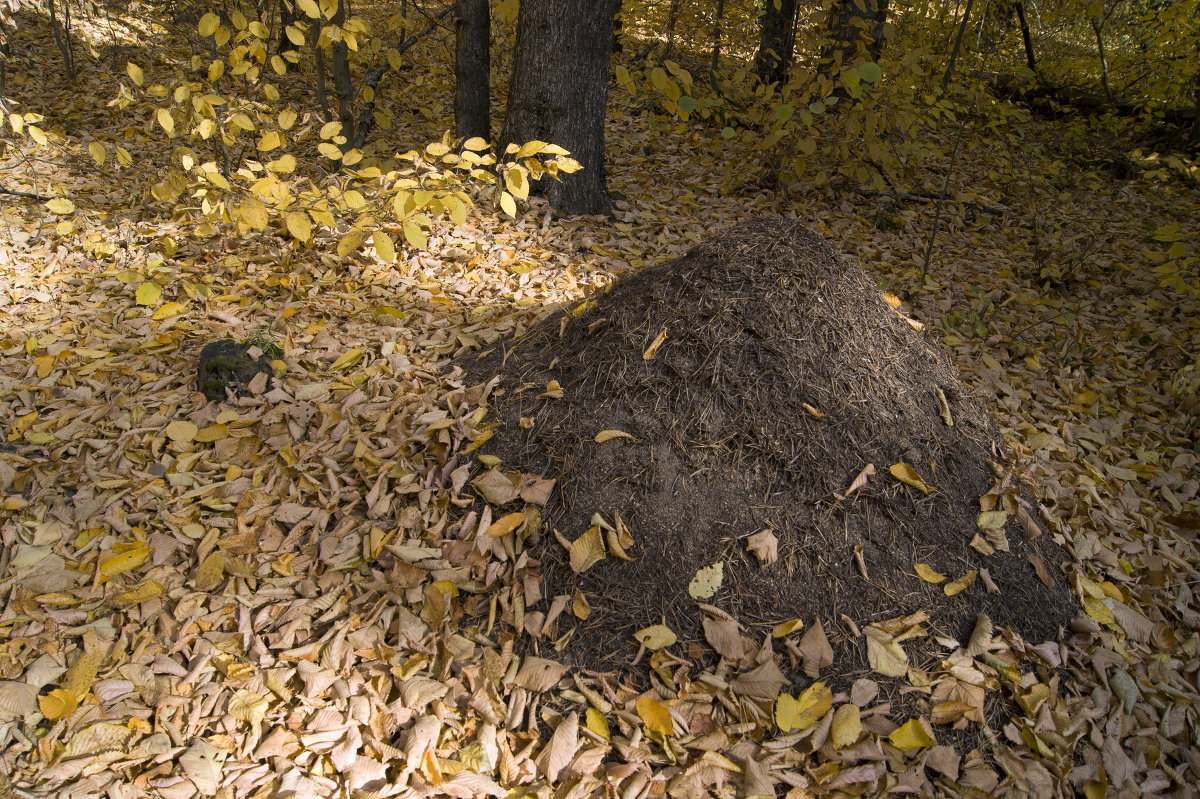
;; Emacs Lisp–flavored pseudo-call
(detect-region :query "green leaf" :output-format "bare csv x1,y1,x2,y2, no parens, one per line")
721,126,736,140
776,104,793,122
859,62,883,83
678,95,697,113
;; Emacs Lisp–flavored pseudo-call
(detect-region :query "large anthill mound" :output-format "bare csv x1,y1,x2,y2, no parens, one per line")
465,217,1074,673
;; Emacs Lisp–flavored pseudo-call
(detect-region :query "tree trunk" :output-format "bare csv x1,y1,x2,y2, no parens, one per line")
1014,2,1037,74
754,0,798,87
709,0,725,84
454,0,490,141
822,0,889,70
277,0,300,71
663,0,682,59
330,0,355,144
499,0,619,216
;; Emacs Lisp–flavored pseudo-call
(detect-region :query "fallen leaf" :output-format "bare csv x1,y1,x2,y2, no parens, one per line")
799,619,834,678
642,327,668,360
772,618,803,637
636,696,673,736
889,462,935,493
888,718,936,750
594,429,636,443
865,626,908,677
831,703,862,748
943,569,977,596
746,529,778,565
914,563,946,583
634,624,677,650
775,681,832,732
568,525,606,573
687,560,723,599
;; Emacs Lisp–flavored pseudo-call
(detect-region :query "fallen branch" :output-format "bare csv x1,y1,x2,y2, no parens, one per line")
0,185,50,201
352,4,456,149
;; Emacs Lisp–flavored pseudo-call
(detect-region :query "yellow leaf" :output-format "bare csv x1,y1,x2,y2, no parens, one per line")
156,108,175,136
135,282,161,306
569,525,606,573
46,198,75,215
831,704,861,748
485,512,526,538
585,706,609,740
403,220,428,250
318,142,343,160
505,166,529,200
257,130,281,151
164,420,198,442
151,301,186,321
865,627,908,677
499,191,517,218
643,327,668,360
1084,596,1114,625
61,650,101,698
772,619,804,637
976,510,1009,530
229,689,269,727
298,0,320,18
594,429,636,443
198,12,220,37
285,211,312,242
319,121,342,139
775,681,833,732
96,544,150,586
373,231,396,264
463,136,488,150
914,563,946,583
126,62,144,86
633,624,676,650
573,588,591,620
889,462,935,493
329,348,364,372
88,142,106,165
194,424,228,443
687,561,724,600
636,696,673,736
39,688,78,720
114,579,164,606
888,718,936,750
943,569,977,597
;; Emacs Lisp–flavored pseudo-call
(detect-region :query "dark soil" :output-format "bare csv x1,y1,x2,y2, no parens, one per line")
462,216,1075,677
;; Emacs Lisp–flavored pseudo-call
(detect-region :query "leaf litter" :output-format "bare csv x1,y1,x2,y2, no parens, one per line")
0,9,1199,799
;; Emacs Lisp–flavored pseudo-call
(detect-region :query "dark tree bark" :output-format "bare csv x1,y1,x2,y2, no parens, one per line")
277,0,300,71
709,0,725,83
330,0,355,143
822,0,889,70
454,0,490,141
499,0,619,216
754,0,798,87
1014,2,1037,74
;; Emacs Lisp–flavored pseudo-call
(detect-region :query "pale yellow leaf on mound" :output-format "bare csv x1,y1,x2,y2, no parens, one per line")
634,624,676,650
746,529,779,565
943,569,977,597
688,561,723,599
485,512,525,538
889,462,935,493
594,429,636,443
914,563,946,583
135,282,161,306
865,627,908,677
569,525,605,573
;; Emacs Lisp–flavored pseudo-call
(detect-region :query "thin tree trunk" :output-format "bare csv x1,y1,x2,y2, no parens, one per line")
709,0,725,86
499,0,619,216
754,0,798,86
1091,16,1113,102
277,0,300,70
330,0,355,143
455,0,490,141
311,16,330,121
1014,2,1036,74
940,0,974,92
664,0,682,59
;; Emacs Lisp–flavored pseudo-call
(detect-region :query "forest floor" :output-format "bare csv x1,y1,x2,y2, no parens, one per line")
1,8,1199,799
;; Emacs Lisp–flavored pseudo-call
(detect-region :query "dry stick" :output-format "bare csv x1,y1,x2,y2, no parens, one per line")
0,186,51,200
916,0,977,292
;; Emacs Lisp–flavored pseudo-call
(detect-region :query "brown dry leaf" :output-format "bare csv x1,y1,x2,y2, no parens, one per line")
731,658,787,700
473,468,521,504
799,618,834,678
537,379,564,399
964,614,994,657
515,657,569,692
836,463,875,500
572,588,591,620
746,529,779,565
537,711,578,783
703,615,745,661
1027,554,1055,587
180,740,227,795
0,681,38,721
